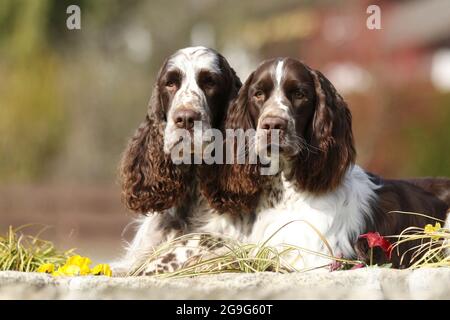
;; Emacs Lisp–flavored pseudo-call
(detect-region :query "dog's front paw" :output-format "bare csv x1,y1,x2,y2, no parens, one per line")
140,247,202,276
109,261,134,277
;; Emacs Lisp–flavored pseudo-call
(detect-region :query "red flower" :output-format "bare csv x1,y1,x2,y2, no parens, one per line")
359,232,393,259
329,254,344,271
350,263,365,270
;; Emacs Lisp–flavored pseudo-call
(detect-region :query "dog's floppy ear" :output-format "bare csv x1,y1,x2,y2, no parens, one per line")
217,53,242,103
212,53,243,129
120,72,191,214
293,67,356,193
200,72,264,215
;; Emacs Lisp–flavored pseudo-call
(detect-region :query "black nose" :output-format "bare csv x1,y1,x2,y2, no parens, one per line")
261,117,288,131
173,108,201,130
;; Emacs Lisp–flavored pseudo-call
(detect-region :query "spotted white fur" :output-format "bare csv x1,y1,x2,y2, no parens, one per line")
163,46,219,154
112,47,236,275
112,185,254,276
110,214,173,274
118,165,380,274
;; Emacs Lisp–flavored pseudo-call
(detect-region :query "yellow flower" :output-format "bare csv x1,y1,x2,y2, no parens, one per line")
51,255,92,276
45,255,111,277
65,264,81,275
91,264,112,277
65,255,92,275
51,266,66,277
52,264,79,276
37,263,55,274
424,222,442,240
424,222,441,234
66,255,92,268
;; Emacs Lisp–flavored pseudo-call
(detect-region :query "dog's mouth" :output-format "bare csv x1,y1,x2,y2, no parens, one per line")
257,130,285,152
170,136,185,149
256,133,300,158
165,128,210,157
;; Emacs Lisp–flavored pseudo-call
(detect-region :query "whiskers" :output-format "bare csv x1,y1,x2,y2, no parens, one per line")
288,133,321,158
241,129,323,167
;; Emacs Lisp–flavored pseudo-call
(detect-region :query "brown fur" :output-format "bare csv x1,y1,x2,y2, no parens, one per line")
357,174,449,268
404,177,450,207
206,57,449,267
199,73,266,215
120,50,241,214
119,77,193,213
201,60,356,213
289,68,356,193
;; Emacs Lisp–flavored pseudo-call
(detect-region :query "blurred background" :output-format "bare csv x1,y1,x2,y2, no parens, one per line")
1,0,449,261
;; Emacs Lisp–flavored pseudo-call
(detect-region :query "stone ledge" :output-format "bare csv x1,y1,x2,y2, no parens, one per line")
0,268,449,299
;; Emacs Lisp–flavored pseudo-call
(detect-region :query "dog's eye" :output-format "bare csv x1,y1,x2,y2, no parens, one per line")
293,90,305,99
254,90,264,99
203,76,216,88
166,80,177,88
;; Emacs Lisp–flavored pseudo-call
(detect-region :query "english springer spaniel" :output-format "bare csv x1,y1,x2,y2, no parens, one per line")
112,47,249,275
210,57,450,269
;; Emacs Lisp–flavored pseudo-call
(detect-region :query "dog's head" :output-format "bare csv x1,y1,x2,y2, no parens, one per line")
120,47,241,213
160,47,240,154
212,58,355,208
250,58,355,192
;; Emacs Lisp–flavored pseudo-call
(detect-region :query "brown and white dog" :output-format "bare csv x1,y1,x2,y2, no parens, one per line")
115,51,449,274
208,57,450,269
112,47,252,274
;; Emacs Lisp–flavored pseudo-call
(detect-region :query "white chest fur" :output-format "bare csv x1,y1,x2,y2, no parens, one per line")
188,192,255,240
248,165,378,270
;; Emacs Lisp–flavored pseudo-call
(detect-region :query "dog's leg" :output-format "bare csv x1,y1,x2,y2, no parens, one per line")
141,235,227,276
110,213,182,276
141,239,203,275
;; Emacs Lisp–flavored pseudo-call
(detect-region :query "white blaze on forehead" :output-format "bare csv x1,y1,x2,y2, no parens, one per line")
274,59,285,87
163,47,218,153
168,46,220,76
167,46,219,110
257,58,291,129
272,59,287,107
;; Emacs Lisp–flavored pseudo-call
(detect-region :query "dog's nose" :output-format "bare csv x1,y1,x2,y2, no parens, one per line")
261,117,288,131
173,108,201,130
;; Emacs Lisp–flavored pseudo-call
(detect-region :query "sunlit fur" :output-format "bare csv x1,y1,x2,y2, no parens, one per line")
212,57,449,269
114,47,243,274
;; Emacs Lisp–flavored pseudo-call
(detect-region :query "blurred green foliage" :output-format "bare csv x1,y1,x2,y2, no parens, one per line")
405,93,450,177
0,0,65,181
0,0,139,181
0,0,448,183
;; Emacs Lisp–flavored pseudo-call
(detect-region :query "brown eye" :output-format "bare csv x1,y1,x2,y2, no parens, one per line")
293,89,305,99
204,77,216,88
254,90,264,99
166,80,177,88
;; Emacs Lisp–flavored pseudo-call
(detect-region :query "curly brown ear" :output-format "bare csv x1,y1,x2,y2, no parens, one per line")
200,72,264,215
120,85,191,213
212,53,242,129
293,68,356,193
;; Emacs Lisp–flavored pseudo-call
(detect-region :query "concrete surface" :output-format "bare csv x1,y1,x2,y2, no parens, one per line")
1,268,450,299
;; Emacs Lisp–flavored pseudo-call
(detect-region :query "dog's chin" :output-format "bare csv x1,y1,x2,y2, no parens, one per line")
165,139,211,160
256,140,299,158
164,138,183,155
281,145,300,158
256,143,278,157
